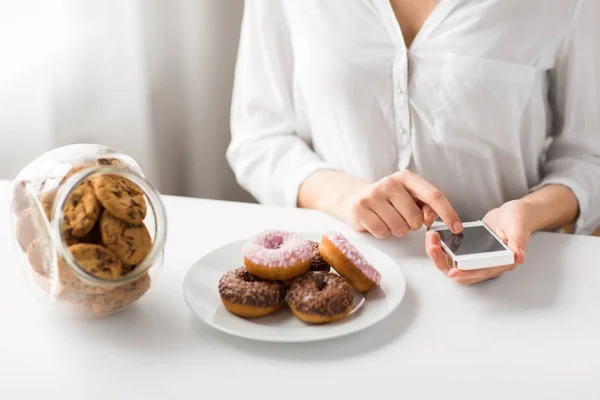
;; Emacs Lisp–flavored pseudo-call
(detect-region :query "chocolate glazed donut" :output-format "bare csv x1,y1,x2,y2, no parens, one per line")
308,241,331,272
287,271,354,324
218,267,286,318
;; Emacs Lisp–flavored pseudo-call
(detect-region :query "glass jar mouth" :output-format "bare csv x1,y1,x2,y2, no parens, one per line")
50,166,168,287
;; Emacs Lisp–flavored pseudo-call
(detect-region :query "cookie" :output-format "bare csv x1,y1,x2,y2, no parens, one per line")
91,288,127,315
92,175,146,224
15,207,46,252
124,273,151,303
309,240,331,271
27,238,52,277
12,180,33,216
91,274,151,315
99,211,152,267
57,287,97,308
68,243,122,280
39,188,58,220
56,258,108,294
61,180,102,239
91,281,132,315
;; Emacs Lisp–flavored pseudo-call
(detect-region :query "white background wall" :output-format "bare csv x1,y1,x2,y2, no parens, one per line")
0,0,253,202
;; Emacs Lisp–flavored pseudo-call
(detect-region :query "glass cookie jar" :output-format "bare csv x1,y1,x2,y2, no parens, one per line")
9,144,167,318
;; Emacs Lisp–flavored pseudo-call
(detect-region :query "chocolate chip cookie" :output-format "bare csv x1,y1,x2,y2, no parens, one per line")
121,273,152,306
68,243,122,280
91,288,127,315
92,273,151,315
56,258,108,294
40,186,101,243
61,180,102,239
93,175,146,224
99,210,152,268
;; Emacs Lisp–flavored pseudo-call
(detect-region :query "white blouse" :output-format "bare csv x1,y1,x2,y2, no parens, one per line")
227,0,600,234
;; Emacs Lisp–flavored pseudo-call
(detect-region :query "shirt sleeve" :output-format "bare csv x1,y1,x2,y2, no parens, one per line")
534,0,600,234
226,0,332,207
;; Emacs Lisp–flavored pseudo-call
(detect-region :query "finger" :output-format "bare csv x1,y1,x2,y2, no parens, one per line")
427,245,453,275
386,186,424,231
370,201,410,237
453,264,508,284
490,225,527,264
455,268,507,284
354,206,391,238
507,234,528,265
455,274,504,285
449,265,502,281
397,170,462,233
448,263,515,282
421,204,437,227
426,231,452,275
428,230,442,247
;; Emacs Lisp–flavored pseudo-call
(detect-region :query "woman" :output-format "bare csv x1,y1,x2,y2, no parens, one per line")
227,0,600,284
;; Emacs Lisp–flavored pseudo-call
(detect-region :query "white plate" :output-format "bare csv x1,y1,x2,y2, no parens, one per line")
183,232,406,343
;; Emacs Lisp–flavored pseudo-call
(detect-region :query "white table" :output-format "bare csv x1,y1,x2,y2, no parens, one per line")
1,179,599,399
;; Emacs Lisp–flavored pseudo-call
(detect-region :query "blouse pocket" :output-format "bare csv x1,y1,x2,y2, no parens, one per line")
433,53,536,157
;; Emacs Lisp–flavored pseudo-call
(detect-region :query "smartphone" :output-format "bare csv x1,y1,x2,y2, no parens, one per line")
429,221,514,270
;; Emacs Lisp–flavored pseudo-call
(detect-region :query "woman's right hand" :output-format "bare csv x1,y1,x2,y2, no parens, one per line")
299,169,463,238
339,169,463,238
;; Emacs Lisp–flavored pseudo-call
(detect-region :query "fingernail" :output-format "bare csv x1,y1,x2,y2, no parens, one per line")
432,250,440,261
453,221,463,233
519,248,526,261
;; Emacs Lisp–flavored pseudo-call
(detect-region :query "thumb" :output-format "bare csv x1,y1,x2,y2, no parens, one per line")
505,225,530,264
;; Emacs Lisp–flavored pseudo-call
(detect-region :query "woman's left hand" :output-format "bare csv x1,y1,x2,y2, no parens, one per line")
425,200,532,285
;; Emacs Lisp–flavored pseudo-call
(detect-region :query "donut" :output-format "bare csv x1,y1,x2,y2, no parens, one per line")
218,267,286,318
287,271,354,324
243,230,312,281
319,231,381,292
308,240,331,271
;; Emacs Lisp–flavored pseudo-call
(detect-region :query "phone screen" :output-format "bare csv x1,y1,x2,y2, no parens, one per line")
437,225,506,255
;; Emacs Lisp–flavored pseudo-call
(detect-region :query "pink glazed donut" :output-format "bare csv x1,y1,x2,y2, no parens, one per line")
243,230,312,281
319,231,381,292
